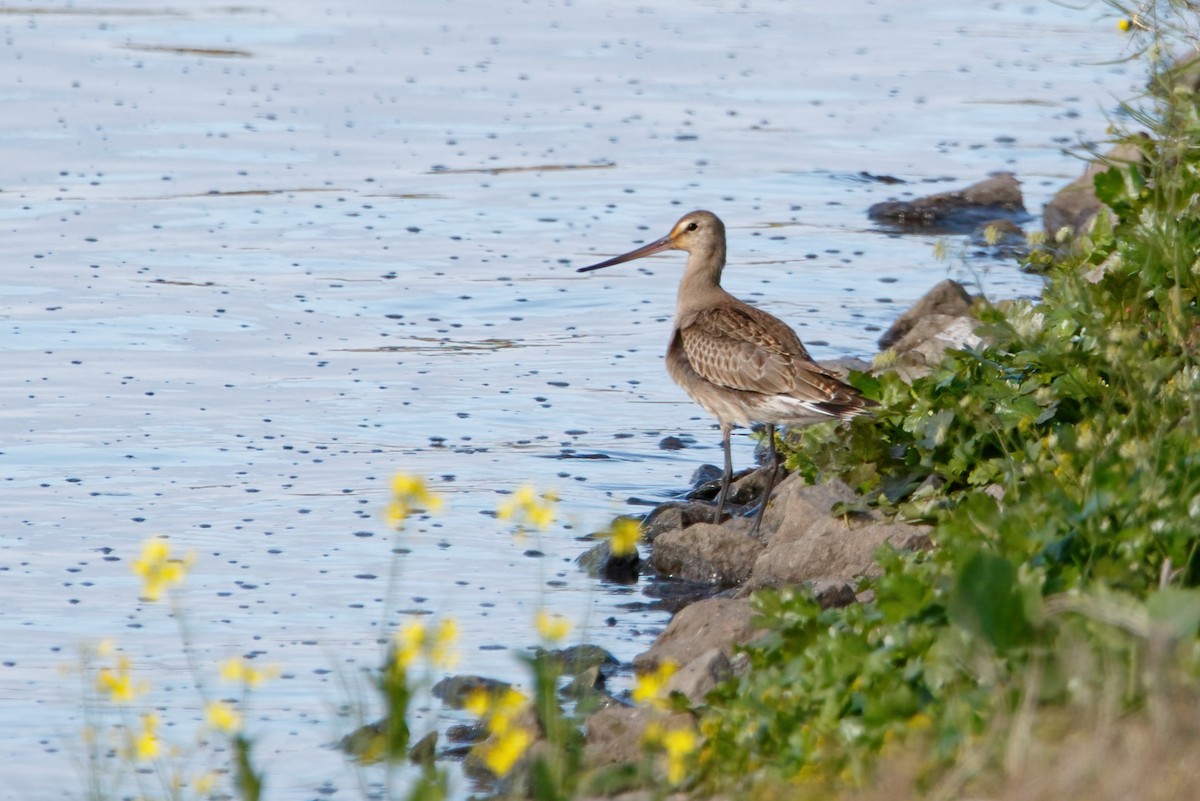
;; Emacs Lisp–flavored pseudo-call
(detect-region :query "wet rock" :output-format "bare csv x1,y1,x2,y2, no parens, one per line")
409,731,438,765
633,597,759,674
658,435,686,450
749,475,932,590
686,466,755,502
563,666,605,699
689,463,724,487
877,279,973,350
649,522,764,587
1043,140,1144,242
576,538,642,583
868,172,1027,233
540,643,619,675
970,218,1028,258
432,674,511,708
641,575,726,613
641,500,718,541
338,721,438,764
446,721,487,745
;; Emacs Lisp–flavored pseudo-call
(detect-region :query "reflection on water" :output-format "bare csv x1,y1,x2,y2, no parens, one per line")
0,0,1136,797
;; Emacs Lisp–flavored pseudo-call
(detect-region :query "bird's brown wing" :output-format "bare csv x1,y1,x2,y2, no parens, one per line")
680,305,861,404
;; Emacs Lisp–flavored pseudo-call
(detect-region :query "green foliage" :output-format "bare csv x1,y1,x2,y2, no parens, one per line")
698,9,1200,794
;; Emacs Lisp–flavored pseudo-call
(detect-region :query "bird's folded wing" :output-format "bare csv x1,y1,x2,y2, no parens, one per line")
680,306,860,405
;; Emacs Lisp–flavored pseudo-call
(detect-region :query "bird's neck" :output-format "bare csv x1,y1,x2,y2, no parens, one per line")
676,242,728,315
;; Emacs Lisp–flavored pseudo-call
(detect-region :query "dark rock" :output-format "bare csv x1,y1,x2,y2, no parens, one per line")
689,463,724,488
541,643,619,674
686,466,755,502
1043,140,1145,242
649,522,764,587
431,674,512,708
640,575,726,613
641,500,717,541
445,721,487,744
970,218,1028,258
868,172,1028,233
576,537,643,584
410,731,437,765
877,278,974,350
658,435,686,450
337,721,438,764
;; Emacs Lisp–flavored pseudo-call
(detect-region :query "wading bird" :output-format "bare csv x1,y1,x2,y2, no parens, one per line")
578,210,872,536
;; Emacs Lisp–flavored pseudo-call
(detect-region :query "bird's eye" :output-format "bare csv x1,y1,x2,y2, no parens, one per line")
685,222,698,232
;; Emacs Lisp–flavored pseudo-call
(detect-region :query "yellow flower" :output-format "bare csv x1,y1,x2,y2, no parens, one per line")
194,772,218,794
489,688,529,731
467,686,534,777
132,713,161,761
631,661,677,709
641,722,698,785
607,518,641,557
430,618,459,669
131,538,192,602
479,726,533,777
467,686,529,734
496,485,557,532
218,657,279,688
662,727,697,785
394,620,427,670
96,656,147,703
205,700,243,734
535,609,571,643
385,473,443,527
464,687,492,717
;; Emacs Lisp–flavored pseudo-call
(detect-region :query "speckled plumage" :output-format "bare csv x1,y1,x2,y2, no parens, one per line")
579,210,872,535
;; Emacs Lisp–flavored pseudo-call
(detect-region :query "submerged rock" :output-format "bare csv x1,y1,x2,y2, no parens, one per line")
432,675,512,708
868,172,1028,233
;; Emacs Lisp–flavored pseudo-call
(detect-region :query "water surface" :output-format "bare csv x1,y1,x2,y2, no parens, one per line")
0,1,1136,797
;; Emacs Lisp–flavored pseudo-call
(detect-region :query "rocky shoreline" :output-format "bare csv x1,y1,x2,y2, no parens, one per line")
432,148,1134,791
575,149,1133,782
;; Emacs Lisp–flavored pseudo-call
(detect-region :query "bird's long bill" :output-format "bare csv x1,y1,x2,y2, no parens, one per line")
576,234,674,273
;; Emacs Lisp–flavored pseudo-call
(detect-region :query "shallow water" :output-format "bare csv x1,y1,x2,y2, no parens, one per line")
0,1,1137,798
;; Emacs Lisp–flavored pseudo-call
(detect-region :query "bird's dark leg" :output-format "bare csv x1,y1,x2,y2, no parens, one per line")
749,424,778,537
713,422,733,525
